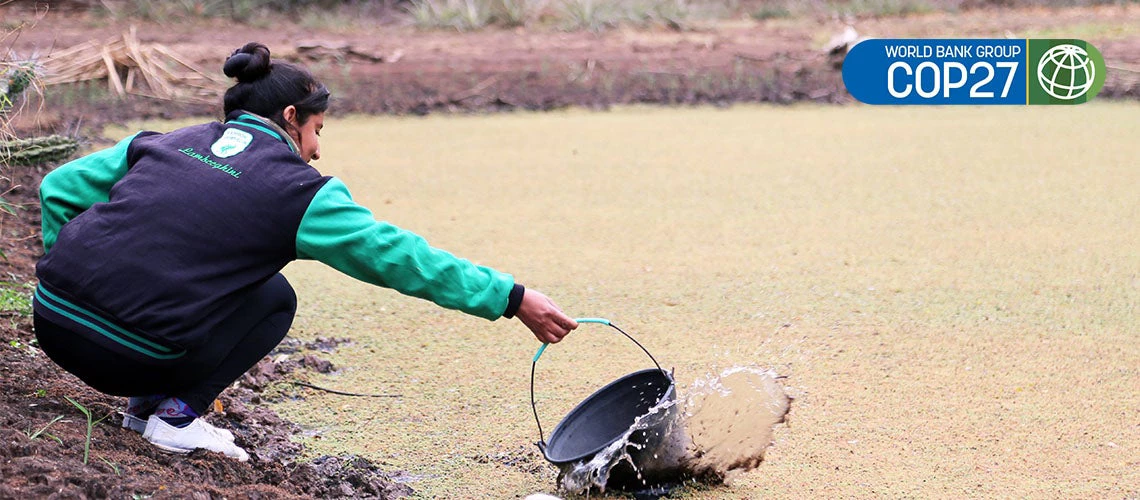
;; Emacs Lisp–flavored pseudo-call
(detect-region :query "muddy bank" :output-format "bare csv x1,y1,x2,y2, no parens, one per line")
0,320,412,498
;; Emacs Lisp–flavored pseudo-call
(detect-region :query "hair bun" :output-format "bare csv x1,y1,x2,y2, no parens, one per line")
222,53,251,78
223,43,271,83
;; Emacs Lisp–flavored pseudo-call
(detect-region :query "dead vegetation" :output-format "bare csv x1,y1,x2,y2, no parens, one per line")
39,27,227,104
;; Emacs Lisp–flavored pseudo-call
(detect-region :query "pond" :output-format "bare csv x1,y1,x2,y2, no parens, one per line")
116,103,1140,498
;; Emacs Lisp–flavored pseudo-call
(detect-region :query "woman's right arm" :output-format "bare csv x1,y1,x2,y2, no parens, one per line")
39,133,140,252
294,177,517,320
295,177,578,342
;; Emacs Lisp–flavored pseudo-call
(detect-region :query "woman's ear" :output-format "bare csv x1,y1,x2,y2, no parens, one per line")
282,105,298,127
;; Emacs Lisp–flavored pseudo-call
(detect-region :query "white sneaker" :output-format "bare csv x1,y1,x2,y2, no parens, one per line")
143,415,249,462
124,413,235,442
121,413,148,434
199,418,236,443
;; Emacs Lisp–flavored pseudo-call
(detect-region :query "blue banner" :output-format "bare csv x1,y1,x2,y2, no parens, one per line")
843,39,1028,105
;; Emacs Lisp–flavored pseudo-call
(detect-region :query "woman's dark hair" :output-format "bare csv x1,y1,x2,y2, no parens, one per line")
222,42,330,132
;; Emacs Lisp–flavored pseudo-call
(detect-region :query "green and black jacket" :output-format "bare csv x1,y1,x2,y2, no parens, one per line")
35,111,523,362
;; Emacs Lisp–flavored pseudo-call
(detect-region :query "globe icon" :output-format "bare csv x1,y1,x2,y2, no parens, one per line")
1037,44,1096,100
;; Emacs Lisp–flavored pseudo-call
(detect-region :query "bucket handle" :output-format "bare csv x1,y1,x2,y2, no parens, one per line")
530,318,665,451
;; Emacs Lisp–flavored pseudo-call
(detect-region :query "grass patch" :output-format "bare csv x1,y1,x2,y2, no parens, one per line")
495,0,548,26
88,0,742,31
1021,20,1140,40
94,0,281,23
406,0,498,31
41,82,115,111
294,2,394,32
54,0,1140,30
556,0,620,31
750,2,794,20
99,457,122,476
0,282,34,316
26,415,65,444
824,0,938,17
64,396,114,465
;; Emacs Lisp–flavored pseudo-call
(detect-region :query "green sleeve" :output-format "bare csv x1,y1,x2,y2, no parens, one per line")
39,133,139,251
296,178,514,320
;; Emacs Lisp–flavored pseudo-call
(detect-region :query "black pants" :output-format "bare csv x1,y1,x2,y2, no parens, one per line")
34,273,296,415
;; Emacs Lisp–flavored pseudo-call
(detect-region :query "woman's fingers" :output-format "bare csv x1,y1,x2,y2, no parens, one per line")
517,289,578,343
543,300,577,343
536,311,570,343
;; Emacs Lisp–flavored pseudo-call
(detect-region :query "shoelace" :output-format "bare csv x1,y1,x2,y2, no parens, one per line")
196,419,236,442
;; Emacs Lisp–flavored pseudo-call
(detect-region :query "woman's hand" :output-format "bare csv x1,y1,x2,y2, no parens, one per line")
515,289,578,343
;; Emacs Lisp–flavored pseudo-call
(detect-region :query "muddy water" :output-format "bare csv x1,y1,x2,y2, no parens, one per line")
119,103,1140,498
681,367,791,483
558,366,790,494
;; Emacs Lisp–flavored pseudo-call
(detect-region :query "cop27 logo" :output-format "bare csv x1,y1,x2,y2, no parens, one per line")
842,38,1106,105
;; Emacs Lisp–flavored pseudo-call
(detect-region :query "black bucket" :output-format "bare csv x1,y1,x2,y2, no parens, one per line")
530,319,689,491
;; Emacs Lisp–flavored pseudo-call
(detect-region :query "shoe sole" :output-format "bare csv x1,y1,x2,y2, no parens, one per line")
149,441,194,455
150,440,249,461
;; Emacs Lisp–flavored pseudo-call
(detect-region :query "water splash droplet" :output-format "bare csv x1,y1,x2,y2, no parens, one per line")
554,365,790,493
679,366,791,484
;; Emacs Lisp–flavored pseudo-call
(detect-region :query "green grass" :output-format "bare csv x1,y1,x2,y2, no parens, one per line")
402,0,705,32
94,0,281,23
64,396,114,465
42,82,115,111
406,0,498,31
825,0,938,17
1021,20,1140,40
750,2,794,21
0,282,34,316
25,415,65,444
65,0,1140,30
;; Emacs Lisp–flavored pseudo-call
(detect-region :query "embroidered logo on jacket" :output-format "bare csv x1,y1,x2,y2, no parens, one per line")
211,128,253,158
179,148,243,178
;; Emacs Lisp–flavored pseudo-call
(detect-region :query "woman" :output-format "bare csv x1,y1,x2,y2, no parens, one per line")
33,42,578,461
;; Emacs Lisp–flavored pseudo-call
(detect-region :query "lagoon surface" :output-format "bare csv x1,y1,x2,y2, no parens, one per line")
122,103,1140,498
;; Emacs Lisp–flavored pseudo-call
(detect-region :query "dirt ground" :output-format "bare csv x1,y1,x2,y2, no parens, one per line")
1,3,1139,499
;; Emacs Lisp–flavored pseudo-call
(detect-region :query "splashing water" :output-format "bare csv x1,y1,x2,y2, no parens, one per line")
555,366,791,494
680,366,791,484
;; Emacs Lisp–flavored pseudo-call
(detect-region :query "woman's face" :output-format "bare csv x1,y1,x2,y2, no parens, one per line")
283,106,324,163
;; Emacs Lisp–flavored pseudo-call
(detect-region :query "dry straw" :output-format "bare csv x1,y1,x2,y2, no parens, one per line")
39,27,226,104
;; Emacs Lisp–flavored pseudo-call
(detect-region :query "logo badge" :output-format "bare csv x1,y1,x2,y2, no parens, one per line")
842,38,1105,105
211,128,253,158
1027,40,1105,104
